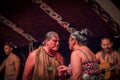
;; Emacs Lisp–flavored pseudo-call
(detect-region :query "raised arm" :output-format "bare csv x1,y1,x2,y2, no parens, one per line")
22,50,36,80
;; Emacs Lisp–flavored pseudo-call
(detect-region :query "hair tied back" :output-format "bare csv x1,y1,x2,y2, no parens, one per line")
80,28,92,38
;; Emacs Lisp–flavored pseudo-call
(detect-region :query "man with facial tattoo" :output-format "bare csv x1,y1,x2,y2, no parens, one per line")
95,37,120,80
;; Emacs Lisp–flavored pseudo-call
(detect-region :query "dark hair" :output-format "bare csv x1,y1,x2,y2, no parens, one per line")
4,42,17,48
101,37,113,43
70,28,92,44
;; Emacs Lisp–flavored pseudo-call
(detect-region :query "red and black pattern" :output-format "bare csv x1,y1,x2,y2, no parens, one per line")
82,61,100,75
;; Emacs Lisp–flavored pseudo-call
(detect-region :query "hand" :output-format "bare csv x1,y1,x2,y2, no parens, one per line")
57,65,68,78
57,65,69,72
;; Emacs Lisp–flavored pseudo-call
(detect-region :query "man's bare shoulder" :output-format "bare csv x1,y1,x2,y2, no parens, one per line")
28,49,38,58
25,49,38,65
95,51,103,59
96,51,102,55
11,53,20,60
12,53,19,57
29,46,43,57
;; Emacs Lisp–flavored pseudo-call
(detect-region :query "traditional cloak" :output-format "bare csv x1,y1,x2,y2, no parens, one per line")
32,46,63,80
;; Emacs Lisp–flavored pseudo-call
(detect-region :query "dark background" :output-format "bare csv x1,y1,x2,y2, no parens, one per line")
0,0,120,79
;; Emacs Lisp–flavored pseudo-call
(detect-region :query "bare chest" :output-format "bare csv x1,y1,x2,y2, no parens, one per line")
5,58,15,67
100,53,116,65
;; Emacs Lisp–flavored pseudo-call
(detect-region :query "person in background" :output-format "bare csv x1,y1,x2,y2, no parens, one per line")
0,42,20,80
22,31,66,80
95,37,120,80
58,29,101,80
